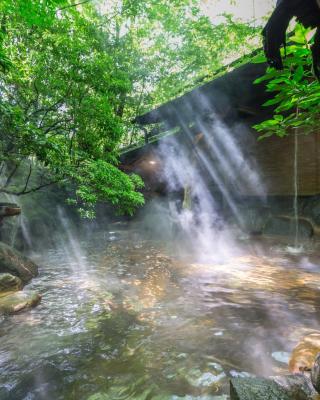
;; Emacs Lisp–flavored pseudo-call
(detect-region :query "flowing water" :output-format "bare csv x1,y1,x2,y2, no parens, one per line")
1,223,320,400
293,132,300,249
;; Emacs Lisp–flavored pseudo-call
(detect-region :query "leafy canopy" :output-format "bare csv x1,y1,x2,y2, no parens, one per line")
253,24,320,140
0,0,261,215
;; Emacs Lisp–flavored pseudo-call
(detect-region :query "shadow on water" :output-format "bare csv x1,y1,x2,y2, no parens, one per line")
1,220,320,399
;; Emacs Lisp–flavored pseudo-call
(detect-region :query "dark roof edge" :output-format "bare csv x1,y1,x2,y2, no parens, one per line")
134,47,264,126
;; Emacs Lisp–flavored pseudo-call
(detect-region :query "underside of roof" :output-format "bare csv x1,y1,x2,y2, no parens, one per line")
134,62,271,128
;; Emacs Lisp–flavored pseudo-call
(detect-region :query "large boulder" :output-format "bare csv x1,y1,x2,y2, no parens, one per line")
0,241,38,283
230,375,317,400
273,374,318,399
0,290,41,314
311,354,320,392
230,377,291,400
0,273,23,296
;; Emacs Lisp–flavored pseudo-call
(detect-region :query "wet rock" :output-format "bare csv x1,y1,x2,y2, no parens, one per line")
0,273,23,295
289,333,320,373
0,241,38,283
311,353,320,393
230,375,317,400
0,290,41,314
273,374,318,398
230,377,291,400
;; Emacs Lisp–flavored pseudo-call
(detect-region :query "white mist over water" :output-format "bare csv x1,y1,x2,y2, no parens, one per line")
20,214,33,249
158,143,235,263
156,110,266,262
57,206,89,275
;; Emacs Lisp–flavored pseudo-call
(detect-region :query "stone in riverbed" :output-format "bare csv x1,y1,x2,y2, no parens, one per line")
273,374,318,398
0,241,38,283
230,375,317,400
311,353,320,393
0,290,41,314
0,273,23,295
230,377,291,400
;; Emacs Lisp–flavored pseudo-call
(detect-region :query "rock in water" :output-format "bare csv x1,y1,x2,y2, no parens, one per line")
0,241,38,283
0,273,23,295
0,290,41,314
230,377,291,400
311,353,320,393
230,375,317,400
273,374,318,398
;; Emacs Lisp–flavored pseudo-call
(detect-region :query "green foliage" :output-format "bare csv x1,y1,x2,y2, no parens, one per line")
254,24,320,140
94,1,260,145
75,160,144,217
0,0,145,215
0,0,261,216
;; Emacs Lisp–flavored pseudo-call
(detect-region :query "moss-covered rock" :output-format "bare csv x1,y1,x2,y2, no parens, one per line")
0,241,38,283
230,375,317,400
0,290,41,314
0,273,23,296
273,374,318,399
230,377,291,400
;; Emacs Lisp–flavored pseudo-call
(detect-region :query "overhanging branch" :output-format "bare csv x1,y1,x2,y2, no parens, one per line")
0,180,60,196
58,0,92,11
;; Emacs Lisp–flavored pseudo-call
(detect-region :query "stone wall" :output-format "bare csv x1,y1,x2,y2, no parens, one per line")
232,195,320,238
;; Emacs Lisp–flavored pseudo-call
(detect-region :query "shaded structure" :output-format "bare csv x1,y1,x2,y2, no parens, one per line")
134,63,270,127
122,61,320,197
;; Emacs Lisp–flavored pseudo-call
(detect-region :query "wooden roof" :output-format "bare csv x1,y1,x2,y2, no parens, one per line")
135,62,271,128
125,61,320,197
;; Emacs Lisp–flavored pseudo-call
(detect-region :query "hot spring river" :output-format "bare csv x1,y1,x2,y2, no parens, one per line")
1,224,320,400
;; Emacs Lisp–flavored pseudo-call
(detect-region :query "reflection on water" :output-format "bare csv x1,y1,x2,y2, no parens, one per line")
1,226,320,399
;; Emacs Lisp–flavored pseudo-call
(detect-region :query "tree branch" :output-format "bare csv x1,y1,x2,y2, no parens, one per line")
58,0,92,11
0,162,5,178
21,163,32,194
4,162,20,188
0,180,60,196
43,118,72,134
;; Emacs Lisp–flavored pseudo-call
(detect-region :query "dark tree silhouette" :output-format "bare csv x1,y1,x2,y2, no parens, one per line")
263,0,320,78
